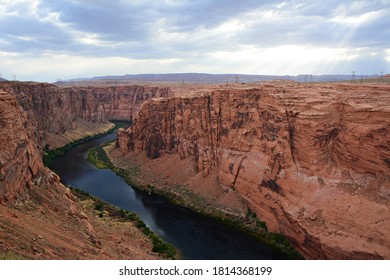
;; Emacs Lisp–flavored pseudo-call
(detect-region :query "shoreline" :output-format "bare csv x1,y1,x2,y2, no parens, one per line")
88,142,303,259
44,123,177,260
69,187,178,259
42,121,118,166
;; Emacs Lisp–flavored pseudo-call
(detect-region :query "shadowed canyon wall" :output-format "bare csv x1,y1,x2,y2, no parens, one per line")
117,83,390,259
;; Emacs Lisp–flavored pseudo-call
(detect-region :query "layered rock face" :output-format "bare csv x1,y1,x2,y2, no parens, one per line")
91,85,171,121
0,82,106,150
0,90,96,250
0,82,170,149
0,86,161,259
117,83,390,259
0,91,42,204
0,81,171,204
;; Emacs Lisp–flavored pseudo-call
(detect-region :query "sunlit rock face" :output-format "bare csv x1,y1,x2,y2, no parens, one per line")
117,82,390,259
0,82,171,150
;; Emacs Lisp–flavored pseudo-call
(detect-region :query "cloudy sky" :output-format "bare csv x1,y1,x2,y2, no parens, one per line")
0,0,389,82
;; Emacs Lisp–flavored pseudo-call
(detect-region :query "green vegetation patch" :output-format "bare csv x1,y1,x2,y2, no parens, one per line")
243,208,302,259
42,121,129,166
87,145,112,169
86,144,141,188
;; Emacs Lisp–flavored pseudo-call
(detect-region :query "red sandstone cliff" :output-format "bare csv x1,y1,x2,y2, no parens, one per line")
117,82,390,259
91,85,171,121
0,91,42,204
0,82,170,150
0,90,96,255
0,84,166,259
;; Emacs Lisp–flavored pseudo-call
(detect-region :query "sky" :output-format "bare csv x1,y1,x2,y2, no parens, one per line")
0,0,389,82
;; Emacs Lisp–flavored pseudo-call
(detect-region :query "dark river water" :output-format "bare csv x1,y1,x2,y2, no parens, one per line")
50,131,287,260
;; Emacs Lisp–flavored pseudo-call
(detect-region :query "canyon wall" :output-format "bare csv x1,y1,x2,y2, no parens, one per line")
0,82,105,150
117,83,390,259
0,82,170,149
0,82,173,259
0,89,98,252
0,81,171,206
0,90,43,204
91,85,171,121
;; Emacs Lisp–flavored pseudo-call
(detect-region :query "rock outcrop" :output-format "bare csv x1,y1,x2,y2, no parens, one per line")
0,90,42,204
0,82,170,150
0,83,169,259
117,82,390,259
0,90,97,255
91,85,171,121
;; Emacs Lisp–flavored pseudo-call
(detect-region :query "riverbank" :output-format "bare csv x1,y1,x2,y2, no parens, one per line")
42,123,176,259
44,120,115,150
69,187,177,259
89,142,302,259
43,121,129,166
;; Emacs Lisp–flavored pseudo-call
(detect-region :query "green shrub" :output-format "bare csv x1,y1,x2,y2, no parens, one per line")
94,202,103,211
151,237,176,258
256,220,267,230
136,220,146,229
127,213,137,221
120,209,126,218
142,227,151,236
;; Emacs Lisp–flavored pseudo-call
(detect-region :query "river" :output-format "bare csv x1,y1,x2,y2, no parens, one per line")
50,131,288,260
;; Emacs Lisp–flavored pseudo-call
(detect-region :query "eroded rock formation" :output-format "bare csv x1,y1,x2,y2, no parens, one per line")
0,83,169,259
117,82,390,259
0,82,170,149
91,85,171,121
0,91,42,204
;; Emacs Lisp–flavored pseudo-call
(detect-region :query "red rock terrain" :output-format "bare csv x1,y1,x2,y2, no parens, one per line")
91,85,171,122
0,82,170,149
116,82,390,259
0,83,170,259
